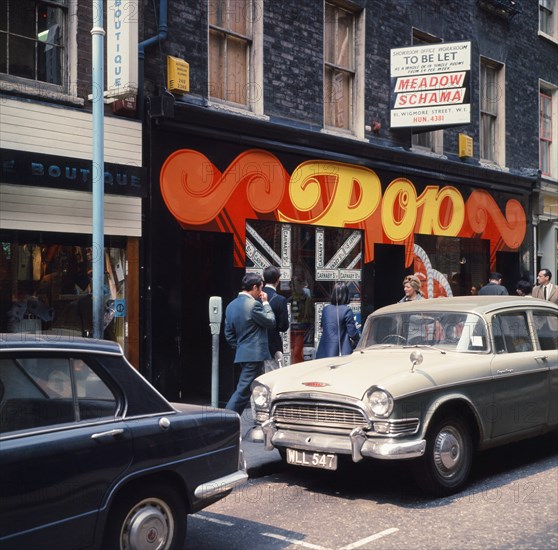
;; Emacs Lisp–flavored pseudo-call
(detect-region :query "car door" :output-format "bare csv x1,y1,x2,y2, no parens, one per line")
0,354,133,550
532,308,558,427
489,311,550,439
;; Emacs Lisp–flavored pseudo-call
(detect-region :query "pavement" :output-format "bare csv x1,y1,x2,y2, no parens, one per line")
239,408,284,478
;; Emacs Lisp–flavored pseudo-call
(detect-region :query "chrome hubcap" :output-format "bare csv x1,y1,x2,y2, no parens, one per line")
433,426,462,478
121,498,173,550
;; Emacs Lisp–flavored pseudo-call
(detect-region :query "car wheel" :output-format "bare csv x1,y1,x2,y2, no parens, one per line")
413,415,473,497
104,483,187,550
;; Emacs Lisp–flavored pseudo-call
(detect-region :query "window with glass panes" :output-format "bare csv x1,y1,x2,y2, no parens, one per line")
0,0,66,86
324,3,355,131
540,92,553,176
208,0,252,106
540,0,556,38
480,59,502,162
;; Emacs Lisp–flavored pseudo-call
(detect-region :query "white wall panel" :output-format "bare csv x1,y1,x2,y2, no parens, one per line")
0,184,141,236
0,98,141,165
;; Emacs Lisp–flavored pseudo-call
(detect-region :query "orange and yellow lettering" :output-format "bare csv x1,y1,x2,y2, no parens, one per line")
381,178,418,242
417,185,464,235
278,161,381,226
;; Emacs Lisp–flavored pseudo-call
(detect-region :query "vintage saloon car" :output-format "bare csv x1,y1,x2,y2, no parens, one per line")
251,296,558,496
0,335,247,550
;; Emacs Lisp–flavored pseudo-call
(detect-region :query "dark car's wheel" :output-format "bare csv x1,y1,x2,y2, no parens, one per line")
413,415,473,497
104,482,187,550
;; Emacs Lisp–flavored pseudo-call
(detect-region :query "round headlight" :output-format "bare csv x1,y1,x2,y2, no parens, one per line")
366,388,394,418
251,383,270,409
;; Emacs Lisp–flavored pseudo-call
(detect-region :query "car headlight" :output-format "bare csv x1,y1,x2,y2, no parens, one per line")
251,383,270,410
364,387,394,418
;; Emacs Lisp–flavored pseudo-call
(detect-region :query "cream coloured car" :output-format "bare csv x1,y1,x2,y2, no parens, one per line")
250,296,558,496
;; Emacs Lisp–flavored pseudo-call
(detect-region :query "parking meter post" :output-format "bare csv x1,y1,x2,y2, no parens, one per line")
208,297,223,408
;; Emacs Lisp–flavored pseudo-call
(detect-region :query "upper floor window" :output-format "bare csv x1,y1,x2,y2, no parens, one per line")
540,85,557,178
540,0,557,40
480,57,505,164
0,0,66,86
324,3,364,137
208,0,263,113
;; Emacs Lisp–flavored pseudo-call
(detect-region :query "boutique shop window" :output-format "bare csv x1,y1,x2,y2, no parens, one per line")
0,237,126,342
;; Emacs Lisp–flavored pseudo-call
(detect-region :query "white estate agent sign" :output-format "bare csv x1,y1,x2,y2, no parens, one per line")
390,41,471,129
106,0,138,99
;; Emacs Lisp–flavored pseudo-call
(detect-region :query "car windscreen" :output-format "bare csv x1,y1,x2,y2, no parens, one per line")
358,312,488,352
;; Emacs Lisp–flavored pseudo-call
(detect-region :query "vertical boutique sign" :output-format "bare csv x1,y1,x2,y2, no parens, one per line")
390,41,471,129
106,0,138,99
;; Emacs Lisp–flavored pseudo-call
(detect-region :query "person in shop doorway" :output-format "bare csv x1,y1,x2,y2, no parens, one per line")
315,282,360,359
532,269,558,304
470,284,482,295
224,273,276,414
515,279,533,297
398,275,424,302
263,266,289,372
477,272,508,295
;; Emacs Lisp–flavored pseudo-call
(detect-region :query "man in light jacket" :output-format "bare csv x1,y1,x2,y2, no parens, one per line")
532,268,558,304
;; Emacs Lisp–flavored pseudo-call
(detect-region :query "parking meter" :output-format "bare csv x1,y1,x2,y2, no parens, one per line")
209,296,222,334
209,297,222,407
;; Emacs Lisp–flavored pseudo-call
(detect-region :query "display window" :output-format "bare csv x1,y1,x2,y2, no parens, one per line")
0,232,127,345
245,220,362,364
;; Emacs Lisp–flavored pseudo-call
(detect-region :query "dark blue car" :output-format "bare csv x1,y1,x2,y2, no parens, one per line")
0,334,247,550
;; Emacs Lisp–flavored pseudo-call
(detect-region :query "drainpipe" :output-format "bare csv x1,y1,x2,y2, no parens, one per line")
138,0,168,119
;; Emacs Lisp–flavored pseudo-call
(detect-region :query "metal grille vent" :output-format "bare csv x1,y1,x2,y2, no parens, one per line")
273,402,368,429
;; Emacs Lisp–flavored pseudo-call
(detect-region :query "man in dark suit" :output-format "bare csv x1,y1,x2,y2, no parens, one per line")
224,273,276,414
478,272,509,295
263,266,289,372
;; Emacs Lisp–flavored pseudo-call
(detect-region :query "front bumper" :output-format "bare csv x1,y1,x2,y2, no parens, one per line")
261,420,426,461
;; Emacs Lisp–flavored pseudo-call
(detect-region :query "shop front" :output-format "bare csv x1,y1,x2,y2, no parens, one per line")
0,99,144,366
145,108,533,403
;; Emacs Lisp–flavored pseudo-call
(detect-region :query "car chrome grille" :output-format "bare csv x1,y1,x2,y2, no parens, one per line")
272,401,369,430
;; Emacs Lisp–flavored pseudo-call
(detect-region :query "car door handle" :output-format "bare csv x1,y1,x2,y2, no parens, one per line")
91,428,125,440
534,356,548,363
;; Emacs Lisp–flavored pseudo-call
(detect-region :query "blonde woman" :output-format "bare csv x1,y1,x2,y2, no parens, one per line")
399,275,424,302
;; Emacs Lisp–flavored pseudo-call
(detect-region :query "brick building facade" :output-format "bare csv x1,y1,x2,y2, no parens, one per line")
140,0,557,402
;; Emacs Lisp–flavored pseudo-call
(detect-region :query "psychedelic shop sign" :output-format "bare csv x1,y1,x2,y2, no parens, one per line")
160,149,526,268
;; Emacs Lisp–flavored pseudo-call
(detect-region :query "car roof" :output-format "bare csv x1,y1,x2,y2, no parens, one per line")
372,296,558,316
0,333,123,355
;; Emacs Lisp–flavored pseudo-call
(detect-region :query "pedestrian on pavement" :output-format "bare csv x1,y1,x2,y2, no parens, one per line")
263,266,289,372
515,279,532,297
398,275,424,302
470,284,482,295
532,269,558,304
477,272,509,295
224,273,276,414
316,282,360,359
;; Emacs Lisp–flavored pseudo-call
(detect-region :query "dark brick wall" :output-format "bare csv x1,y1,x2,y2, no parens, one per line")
142,0,206,98
140,0,558,175
263,3,323,127
75,8,93,101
